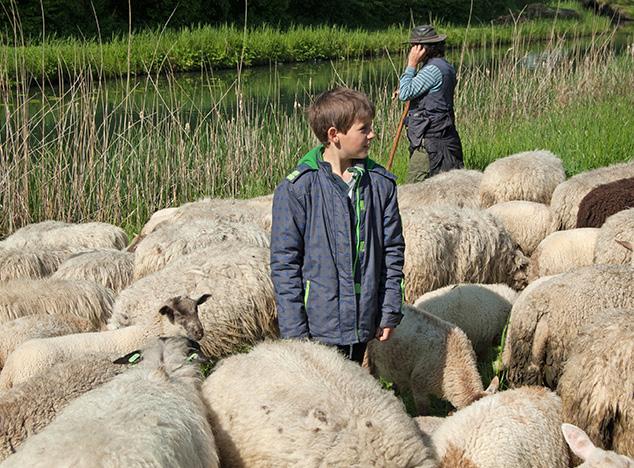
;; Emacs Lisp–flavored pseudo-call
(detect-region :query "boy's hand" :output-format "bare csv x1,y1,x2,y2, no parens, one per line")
376,327,393,342
407,45,427,68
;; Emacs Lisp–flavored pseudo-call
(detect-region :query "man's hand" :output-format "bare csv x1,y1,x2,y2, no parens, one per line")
376,327,394,342
407,44,427,68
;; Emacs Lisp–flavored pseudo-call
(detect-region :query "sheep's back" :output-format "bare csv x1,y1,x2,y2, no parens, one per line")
576,176,634,228
202,340,436,468
594,208,634,266
398,169,483,210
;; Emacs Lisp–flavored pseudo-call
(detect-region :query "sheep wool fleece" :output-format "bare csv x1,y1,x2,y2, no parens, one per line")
271,145,405,345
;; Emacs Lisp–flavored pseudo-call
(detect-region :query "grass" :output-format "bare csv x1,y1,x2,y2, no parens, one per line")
0,3,613,82
0,27,633,239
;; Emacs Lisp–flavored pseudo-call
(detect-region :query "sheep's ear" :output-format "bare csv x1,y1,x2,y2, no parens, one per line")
485,376,499,394
561,423,595,461
616,239,633,251
196,294,212,306
159,304,175,323
113,350,143,365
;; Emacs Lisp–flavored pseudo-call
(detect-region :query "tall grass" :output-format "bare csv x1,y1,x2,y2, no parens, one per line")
0,4,613,82
0,28,632,238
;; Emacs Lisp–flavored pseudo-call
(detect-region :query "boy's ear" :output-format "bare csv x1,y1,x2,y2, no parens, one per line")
327,126,339,144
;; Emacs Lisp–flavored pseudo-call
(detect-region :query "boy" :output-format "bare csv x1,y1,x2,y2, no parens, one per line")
270,87,405,364
399,25,464,183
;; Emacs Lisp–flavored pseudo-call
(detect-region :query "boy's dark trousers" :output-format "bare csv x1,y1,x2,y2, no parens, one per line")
335,342,368,365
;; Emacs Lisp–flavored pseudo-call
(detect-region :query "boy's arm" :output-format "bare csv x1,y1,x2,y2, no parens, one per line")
378,183,405,329
270,181,309,339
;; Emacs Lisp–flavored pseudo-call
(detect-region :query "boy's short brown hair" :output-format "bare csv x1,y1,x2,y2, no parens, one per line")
307,87,375,144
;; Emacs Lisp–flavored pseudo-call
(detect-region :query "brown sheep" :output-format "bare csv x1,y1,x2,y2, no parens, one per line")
576,177,634,228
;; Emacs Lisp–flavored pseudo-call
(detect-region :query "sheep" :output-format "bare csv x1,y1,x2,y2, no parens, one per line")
401,206,528,302
562,423,634,467
0,248,68,283
366,305,496,415
528,228,599,281
414,416,444,435
0,278,114,328
0,294,209,389
1,221,128,251
430,386,569,468
502,264,634,389
51,249,134,293
593,208,634,266
132,217,270,280
486,201,555,255
201,339,437,467
413,283,518,359
109,244,277,359
0,336,218,468
0,314,95,369
558,308,634,458
397,169,483,210
128,195,273,251
479,150,565,208
0,353,130,461
550,161,634,231
576,176,634,228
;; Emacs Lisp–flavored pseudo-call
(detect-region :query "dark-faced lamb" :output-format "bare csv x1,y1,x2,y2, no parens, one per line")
0,295,209,389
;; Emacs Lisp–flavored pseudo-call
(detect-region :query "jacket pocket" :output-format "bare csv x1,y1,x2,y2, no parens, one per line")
304,280,311,309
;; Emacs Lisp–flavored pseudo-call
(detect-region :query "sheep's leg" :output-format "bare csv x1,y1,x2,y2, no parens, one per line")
410,367,432,416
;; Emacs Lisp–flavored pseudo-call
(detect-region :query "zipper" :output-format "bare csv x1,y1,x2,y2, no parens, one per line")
349,166,365,342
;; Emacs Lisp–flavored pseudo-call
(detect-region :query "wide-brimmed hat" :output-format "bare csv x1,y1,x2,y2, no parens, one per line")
403,25,447,44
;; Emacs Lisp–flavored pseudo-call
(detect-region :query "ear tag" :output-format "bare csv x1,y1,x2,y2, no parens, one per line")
128,352,141,364
187,353,199,362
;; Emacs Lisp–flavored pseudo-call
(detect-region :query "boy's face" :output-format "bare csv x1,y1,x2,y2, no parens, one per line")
334,119,375,159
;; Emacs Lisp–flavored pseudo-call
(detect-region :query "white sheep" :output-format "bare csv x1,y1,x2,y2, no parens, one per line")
528,228,599,281
132,217,270,280
0,248,67,283
1,220,128,251
367,305,496,415
413,283,518,359
397,169,483,210
486,200,555,255
550,161,634,231
479,150,565,207
0,336,218,468
51,249,134,293
401,206,528,301
430,386,569,467
128,195,273,251
558,308,634,459
202,339,437,467
502,264,634,389
0,278,114,328
0,353,130,461
0,294,209,389
562,423,634,467
593,208,634,266
109,244,277,359
0,314,95,369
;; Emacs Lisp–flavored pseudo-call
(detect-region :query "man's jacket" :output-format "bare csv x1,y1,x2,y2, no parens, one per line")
270,145,405,345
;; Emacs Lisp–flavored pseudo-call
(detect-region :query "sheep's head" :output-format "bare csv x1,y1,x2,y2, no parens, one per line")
158,294,210,341
562,423,634,467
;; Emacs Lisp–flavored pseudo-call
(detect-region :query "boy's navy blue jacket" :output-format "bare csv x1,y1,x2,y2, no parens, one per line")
270,145,405,345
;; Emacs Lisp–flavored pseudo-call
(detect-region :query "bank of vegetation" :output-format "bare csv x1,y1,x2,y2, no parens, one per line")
1,27,632,238
0,2,613,81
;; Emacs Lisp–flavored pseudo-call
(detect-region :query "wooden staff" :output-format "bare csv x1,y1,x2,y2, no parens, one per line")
386,101,410,172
